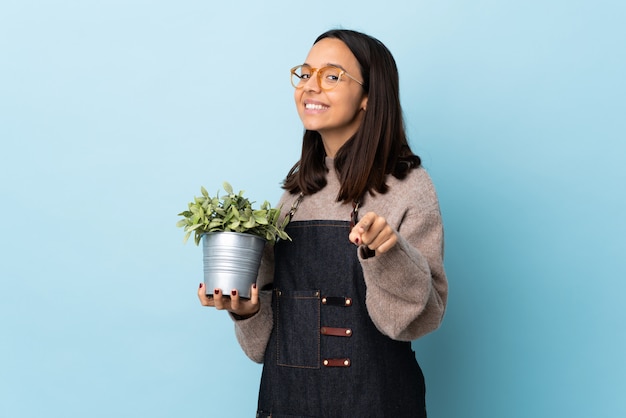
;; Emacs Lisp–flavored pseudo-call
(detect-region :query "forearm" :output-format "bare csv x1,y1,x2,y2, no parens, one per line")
360,211,447,341
230,242,276,362
231,290,273,363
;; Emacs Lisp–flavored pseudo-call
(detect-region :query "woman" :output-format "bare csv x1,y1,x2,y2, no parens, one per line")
199,29,448,417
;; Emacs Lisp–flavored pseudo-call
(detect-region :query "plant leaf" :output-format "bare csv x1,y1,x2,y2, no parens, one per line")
178,181,292,245
243,217,256,228
253,212,269,225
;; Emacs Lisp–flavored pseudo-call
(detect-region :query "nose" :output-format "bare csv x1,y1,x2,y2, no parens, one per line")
303,69,321,92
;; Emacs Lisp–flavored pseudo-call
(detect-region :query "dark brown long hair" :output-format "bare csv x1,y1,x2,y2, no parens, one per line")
283,29,421,203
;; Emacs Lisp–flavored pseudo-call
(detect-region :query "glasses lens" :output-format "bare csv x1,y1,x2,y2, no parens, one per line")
291,65,312,88
319,66,342,90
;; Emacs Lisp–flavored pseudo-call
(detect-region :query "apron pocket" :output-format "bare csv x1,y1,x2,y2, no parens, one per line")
275,289,320,368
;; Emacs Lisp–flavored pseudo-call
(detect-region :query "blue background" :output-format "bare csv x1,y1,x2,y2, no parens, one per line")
1,1,624,417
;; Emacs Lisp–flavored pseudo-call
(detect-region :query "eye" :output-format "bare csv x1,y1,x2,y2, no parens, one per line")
322,67,342,81
298,66,312,79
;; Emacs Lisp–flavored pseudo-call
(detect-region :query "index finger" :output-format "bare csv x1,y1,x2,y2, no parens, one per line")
356,212,377,232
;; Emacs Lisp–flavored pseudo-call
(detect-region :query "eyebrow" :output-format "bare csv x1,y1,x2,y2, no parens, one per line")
302,62,349,71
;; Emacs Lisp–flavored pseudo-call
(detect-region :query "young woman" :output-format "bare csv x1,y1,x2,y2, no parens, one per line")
199,29,448,417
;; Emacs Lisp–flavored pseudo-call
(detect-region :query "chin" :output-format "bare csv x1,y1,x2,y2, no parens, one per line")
301,121,324,132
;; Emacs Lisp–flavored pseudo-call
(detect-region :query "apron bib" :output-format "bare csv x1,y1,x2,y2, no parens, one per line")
257,220,426,418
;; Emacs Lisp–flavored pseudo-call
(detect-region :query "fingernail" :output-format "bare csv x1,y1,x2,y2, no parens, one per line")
199,283,203,289
214,289,220,295
252,283,257,289
355,237,360,245
231,290,237,296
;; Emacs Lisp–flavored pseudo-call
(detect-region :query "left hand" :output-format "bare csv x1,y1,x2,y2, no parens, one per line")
197,283,260,319
349,211,398,255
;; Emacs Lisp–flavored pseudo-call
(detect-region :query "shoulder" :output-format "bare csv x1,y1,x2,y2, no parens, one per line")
383,166,440,212
359,167,441,228
276,190,300,216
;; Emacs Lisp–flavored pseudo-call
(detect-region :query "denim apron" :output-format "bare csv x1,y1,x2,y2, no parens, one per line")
256,220,426,418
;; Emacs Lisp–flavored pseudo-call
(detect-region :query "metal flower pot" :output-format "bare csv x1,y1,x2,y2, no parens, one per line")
202,232,266,299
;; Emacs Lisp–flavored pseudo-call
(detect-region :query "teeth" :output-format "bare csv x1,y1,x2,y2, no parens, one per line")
305,103,328,110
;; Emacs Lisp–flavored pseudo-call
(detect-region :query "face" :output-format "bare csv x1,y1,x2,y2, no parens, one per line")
294,38,368,155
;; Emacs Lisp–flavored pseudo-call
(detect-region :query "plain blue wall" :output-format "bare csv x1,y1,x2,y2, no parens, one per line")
1,1,624,417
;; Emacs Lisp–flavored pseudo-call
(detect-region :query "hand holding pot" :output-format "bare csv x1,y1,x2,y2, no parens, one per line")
197,283,260,319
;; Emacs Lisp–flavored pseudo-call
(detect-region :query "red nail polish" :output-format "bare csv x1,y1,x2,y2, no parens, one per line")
252,283,257,289
355,237,360,245
231,290,237,296
214,289,220,295
199,283,203,289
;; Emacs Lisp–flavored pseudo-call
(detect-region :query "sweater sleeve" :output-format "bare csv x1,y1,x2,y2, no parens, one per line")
230,242,275,363
360,204,448,341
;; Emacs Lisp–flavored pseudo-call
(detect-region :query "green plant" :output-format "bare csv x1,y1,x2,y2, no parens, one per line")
176,182,291,246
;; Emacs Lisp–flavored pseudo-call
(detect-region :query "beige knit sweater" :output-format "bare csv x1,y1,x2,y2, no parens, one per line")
232,157,448,363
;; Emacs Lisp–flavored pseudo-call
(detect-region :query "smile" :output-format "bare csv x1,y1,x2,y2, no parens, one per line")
305,103,329,110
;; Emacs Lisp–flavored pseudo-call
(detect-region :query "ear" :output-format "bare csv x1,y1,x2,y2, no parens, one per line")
360,95,368,111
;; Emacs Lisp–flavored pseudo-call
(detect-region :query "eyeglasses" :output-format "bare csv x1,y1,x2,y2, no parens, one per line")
290,64,364,91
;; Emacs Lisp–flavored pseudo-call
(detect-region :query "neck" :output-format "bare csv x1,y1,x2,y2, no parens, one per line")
318,111,365,157
321,140,341,158
320,131,353,157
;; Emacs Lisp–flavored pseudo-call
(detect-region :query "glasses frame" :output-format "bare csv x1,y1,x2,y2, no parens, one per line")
290,64,364,91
